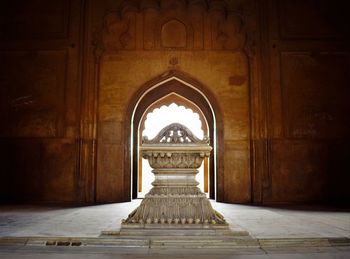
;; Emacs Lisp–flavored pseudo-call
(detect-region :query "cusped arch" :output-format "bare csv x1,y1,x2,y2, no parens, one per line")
139,92,209,139
124,70,224,200
138,93,209,196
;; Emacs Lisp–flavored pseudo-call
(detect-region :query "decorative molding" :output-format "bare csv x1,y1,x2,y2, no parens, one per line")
142,123,209,144
98,0,247,52
102,10,136,51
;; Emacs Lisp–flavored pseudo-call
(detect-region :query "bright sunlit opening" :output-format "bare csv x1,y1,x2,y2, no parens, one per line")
142,103,204,140
139,102,206,198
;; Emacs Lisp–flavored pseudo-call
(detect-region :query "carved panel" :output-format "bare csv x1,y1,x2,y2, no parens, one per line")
103,9,136,51
223,141,251,203
280,52,350,138
278,0,349,39
100,0,245,52
0,0,70,39
142,123,209,144
96,144,125,202
0,50,68,137
270,140,329,202
161,19,187,48
0,139,77,202
211,12,245,50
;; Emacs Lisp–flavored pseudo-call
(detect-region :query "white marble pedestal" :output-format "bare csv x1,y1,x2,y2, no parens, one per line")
120,123,231,235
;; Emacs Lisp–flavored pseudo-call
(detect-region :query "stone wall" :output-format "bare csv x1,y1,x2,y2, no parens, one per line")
94,0,251,203
263,0,350,203
0,0,349,204
0,0,84,203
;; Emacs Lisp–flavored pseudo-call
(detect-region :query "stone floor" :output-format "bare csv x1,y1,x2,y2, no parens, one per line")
0,200,349,238
0,246,350,259
0,200,349,258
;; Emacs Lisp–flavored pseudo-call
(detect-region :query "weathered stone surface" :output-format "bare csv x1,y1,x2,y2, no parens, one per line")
280,52,350,139
97,49,250,203
0,0,349,205
0,50,67,138
0,0,84,204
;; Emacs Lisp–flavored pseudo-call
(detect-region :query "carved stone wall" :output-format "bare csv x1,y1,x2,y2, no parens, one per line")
1,0,349,204
0,0,70,40
0,50,67,138
99,0,246,52
265,0,350,203
97,50,251,203
0,0,84,203
95,0,253,203
281,52,350,139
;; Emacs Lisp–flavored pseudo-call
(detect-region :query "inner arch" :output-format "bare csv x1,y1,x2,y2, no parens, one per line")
138,93,209,197
143,103,204,140
128,73,222,201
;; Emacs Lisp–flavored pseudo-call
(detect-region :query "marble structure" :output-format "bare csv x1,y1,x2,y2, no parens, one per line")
122,123,227,230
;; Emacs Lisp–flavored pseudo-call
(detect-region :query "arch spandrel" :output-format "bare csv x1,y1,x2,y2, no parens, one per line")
124,70,224,201
139,92,209,138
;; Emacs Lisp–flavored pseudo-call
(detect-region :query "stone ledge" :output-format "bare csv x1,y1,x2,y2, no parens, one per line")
120,222,230,229
258,238,331,248
118,228,248,237
0,236,349,249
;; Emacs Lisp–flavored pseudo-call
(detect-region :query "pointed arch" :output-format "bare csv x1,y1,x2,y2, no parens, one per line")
138,94,209,197
123,70,224,201
139,93,209,140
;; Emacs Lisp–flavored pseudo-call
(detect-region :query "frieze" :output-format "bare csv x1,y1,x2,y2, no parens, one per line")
97,0,247,52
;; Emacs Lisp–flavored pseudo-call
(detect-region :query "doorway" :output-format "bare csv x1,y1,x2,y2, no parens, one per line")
129,74,222,201
137,93,209,197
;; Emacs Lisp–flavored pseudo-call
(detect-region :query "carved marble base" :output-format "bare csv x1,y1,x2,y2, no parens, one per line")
122,186,227,226
121,123,228,231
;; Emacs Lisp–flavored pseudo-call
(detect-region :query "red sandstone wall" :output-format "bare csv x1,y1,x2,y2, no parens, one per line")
0,0,349,204
263,0,350,204
0,0,84,203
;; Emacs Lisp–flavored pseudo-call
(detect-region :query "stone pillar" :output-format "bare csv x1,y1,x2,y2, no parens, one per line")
121,123,227,230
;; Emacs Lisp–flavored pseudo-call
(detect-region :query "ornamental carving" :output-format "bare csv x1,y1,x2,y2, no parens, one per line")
122,123,227,228
143,152,207,168
99,0,246,52
142,123,209,144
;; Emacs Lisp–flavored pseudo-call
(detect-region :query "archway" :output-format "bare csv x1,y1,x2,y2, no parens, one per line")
138,93,209,197
125,71,224,201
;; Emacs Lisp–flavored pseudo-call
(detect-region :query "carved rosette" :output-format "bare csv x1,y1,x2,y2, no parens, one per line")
122,123,227,227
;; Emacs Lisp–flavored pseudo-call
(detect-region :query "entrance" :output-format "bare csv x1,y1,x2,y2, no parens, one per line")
129,73,222,201
137,94,209,197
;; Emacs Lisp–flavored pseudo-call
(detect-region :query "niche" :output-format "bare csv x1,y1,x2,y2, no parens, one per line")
161,19,187,48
